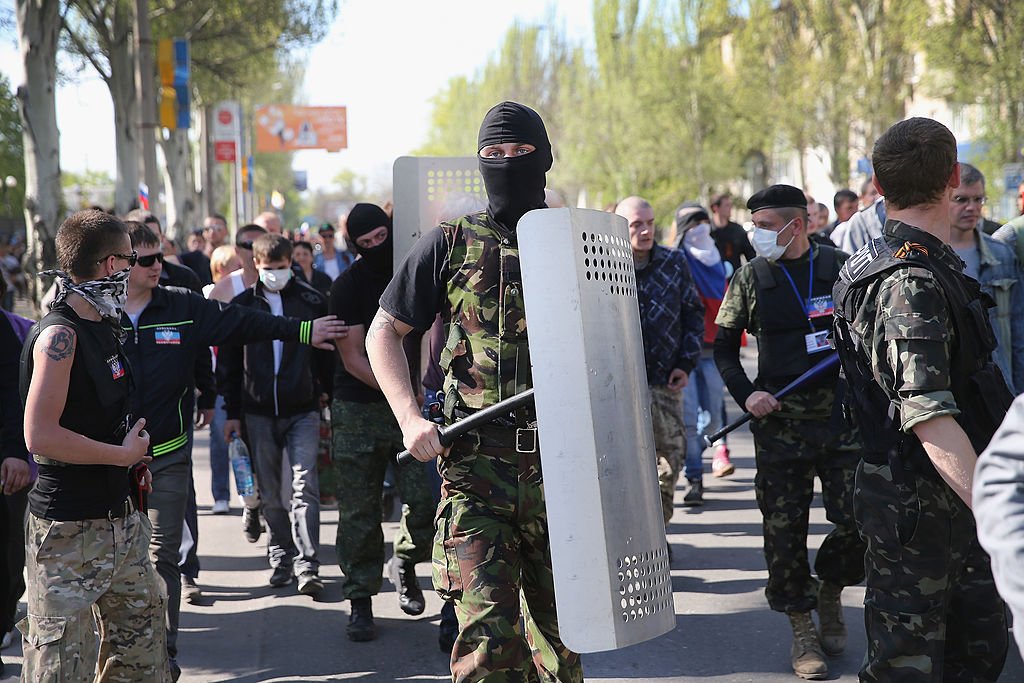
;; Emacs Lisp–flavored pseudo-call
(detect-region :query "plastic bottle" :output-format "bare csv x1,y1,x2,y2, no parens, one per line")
228,432,256,500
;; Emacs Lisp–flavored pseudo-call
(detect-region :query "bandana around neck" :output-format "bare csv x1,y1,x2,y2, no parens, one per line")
43,268,131,336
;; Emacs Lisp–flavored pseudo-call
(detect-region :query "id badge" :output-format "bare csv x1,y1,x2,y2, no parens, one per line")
805,329,831,354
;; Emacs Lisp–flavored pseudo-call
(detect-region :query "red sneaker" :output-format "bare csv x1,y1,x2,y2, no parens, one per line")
712,445,735,478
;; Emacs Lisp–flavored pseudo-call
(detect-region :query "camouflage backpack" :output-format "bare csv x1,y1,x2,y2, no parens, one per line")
438,212,531,420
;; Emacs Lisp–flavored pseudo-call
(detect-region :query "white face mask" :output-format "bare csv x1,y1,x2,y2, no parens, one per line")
259,268,292,292
750,219,796,261
683,222,721,267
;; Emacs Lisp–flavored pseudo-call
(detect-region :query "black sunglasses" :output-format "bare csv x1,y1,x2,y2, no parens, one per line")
137,252,165,267
98,250,138,267
236,240,254,250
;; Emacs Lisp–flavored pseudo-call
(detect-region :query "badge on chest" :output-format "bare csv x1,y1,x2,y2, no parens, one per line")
107,354,125,379
154,327,181,345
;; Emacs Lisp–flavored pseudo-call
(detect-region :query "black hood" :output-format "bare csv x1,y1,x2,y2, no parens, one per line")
346,202,392,273
477,101,553,231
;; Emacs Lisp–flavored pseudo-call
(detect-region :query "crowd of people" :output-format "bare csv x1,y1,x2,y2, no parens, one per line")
1,103,1024,683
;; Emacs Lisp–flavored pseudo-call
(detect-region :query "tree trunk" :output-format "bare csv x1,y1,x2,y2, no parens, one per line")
159,129,195,245
109,35,139,215
16,0,63,313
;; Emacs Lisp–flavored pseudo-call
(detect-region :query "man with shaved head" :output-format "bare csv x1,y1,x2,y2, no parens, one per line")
255,211,282,235
617,196,704,535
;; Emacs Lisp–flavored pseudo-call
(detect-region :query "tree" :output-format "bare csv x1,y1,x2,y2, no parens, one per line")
0,74,26,220
927,0,1024,172
64,0,138,214
15,0,65,311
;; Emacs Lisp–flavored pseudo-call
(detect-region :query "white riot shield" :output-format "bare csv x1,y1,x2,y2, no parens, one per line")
392,156,487,268
517,208,674,653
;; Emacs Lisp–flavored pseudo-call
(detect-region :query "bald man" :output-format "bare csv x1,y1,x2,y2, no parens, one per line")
617,196,704,531
255,211,282,235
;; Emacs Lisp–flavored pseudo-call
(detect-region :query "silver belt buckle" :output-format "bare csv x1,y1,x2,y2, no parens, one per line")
515,427,537,454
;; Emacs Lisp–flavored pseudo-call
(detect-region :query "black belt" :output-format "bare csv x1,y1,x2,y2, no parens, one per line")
108,496,136,520
454,422,538,454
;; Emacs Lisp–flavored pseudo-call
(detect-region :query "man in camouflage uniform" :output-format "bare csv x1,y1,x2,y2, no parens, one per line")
367,102,583,682
615,196,704,521
714,185,865,680
328,202,434,641
833,117,1011,682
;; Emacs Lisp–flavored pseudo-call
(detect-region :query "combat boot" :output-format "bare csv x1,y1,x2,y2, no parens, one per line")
787,611,828,680
347,597,376,642
817,581,847,656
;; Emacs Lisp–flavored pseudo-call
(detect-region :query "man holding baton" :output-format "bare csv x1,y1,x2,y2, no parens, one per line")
366,102,582,681
713,185,865,680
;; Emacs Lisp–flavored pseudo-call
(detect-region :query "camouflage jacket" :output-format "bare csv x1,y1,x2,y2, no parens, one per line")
837,221,963,432
438,212,530,417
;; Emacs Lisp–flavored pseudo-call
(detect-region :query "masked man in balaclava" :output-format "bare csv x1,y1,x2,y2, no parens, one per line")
327,203,436,642
366,102,584,682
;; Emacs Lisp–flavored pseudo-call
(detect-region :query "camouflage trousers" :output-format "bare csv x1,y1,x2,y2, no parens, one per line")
855,461,1007,682
650,385,686,528
434,431,583,683
749,415,865,613
332,399,435,600
19,509,171,683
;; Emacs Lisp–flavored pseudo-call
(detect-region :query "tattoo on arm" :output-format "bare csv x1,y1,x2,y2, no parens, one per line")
366,311,398,342
43,327,76,362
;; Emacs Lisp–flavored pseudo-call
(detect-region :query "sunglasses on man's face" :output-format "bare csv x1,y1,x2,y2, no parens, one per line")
137,252,165,267
236,240,254,250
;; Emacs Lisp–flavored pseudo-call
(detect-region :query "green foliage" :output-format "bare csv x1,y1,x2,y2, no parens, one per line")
417,0,947,221
0,73,25,217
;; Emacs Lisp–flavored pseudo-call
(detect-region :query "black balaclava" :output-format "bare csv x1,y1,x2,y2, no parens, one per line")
346,203,393,274
477,101,553,231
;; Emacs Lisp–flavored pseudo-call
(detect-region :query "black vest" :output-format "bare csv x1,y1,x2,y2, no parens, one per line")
833,227,1013,472
751,245,842,393
20,304,133,520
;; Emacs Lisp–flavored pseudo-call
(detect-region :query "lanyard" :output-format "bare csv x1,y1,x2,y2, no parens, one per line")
777,251,815,333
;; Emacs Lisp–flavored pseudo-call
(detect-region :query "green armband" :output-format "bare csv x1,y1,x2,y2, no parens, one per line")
299,320,313,345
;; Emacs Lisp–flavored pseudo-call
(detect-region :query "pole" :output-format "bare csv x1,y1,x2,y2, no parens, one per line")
703,352,841,448
133,0,160,217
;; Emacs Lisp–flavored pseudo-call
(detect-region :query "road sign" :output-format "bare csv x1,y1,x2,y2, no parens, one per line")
214,141,236,163
1004,163,1024,192
254,105,347,152
213,102,241,143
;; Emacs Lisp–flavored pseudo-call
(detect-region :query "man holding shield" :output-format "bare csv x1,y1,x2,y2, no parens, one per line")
366,102,582,682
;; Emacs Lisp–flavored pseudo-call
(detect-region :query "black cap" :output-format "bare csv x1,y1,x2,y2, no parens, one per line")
318,222,335,234
747,184,807,213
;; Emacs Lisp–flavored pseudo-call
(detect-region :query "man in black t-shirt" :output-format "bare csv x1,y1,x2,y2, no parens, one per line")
328,203,434,642
709,192,756,274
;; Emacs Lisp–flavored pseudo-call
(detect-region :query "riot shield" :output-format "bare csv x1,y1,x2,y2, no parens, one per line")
517,207,675,653
392,156,487,268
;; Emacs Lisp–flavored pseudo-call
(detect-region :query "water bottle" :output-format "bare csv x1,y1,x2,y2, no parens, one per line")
228,432,256,500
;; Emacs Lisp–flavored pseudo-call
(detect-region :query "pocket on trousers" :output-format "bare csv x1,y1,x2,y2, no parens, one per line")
20,614,67,678
863,593,944,666
432,498,463,601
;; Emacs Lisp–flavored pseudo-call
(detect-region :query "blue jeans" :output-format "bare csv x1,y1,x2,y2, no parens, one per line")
246,411,321,575
682,357,725,481
209,395,231,503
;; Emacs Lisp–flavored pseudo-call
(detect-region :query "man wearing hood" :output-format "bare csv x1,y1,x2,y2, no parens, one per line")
675,204,735,504
366,102,583,682
328,203,435,642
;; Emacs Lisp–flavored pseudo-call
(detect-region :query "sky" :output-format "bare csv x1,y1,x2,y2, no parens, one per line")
0,0,594,193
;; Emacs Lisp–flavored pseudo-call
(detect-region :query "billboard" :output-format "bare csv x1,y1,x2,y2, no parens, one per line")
254,105,347,152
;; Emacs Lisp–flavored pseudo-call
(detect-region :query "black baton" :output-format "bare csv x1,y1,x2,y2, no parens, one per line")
396,389,536,465
702,352,840,448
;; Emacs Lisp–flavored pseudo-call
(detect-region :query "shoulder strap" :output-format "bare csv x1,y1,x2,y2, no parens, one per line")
750,256,776,289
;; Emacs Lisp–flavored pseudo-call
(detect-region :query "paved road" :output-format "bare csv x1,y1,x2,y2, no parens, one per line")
2,400,1021,678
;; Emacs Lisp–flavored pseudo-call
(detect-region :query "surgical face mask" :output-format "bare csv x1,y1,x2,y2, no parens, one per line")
750,219,796,261
259,268,292,292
